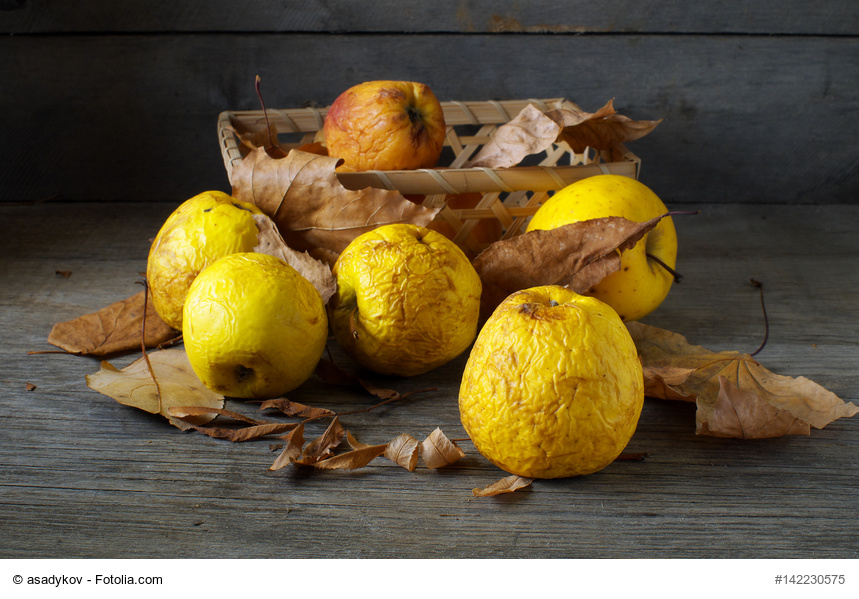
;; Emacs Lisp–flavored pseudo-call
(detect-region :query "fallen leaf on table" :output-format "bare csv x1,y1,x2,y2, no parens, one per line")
231,148,439,255
86,348,224,428
167,405,301,441
310,431,388,470
270,423,306,470
297,416,346,464
385,433,421,471
465,100,661,168
473,214,666,319
48,290,177,356
421,428,466,469
253,214,337,303
258,398,336,420
627,321,859,438
473,475,534,497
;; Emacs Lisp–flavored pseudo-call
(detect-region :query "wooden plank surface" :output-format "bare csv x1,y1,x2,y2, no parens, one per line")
2,33,857,205
3,0,857,34
1,201,857,559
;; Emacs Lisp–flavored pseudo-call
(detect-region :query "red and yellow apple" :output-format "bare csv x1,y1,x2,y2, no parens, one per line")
526,174,678,322
323,80,446,171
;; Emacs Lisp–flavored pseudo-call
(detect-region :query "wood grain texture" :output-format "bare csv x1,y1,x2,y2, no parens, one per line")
1,202,857,559
2,0,857,34
1,33,857,205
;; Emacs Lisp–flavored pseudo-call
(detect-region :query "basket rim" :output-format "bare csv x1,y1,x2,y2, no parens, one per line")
217,97,641,192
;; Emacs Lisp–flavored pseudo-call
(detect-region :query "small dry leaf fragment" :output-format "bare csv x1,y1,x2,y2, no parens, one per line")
628,321,859,438
48,290,177,356
421,428,466,469
252,213,336,304
258,398,336,419
473,475,534,497
26,383,37,391
231,148,439,255
85,348,224,428
55,270,72,278
270,423,306,470
473,215,665,319
385,433,421,471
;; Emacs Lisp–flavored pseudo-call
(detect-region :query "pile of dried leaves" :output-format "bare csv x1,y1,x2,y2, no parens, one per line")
40,100,858,497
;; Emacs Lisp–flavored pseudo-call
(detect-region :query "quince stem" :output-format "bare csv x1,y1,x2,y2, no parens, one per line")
646,252,683,284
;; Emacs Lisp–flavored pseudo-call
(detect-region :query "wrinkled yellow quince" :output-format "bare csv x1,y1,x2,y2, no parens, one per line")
329,224,482,376
146,190,263,330
183,252,328,399
459,285,644,478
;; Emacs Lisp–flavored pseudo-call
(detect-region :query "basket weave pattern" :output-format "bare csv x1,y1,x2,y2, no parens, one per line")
218,98,640,256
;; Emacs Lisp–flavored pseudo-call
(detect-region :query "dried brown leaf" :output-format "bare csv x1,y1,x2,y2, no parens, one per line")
551,99,662,154
298,416,346,464
231,148,440,255
48,290,177,356
628,322,859,438
384,433,421,471
310,432,388,470
258,398,336,420
252,213,336,303
190,421,300,442
473,475,534,497
465,104,562,168
85,348,224,428
421,428,465,469
270,423,306,470
699,376,811,439
473,214,665,319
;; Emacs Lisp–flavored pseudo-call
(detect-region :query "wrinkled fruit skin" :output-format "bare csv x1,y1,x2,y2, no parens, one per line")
527,174,677,322
459,286,644,479
146,190,263,330
329,224,482,377
183,252,328,399
323,80,446,171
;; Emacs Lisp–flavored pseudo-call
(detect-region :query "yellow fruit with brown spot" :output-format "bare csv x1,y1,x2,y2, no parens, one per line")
328,223,482,376
146,190,264,331
526,174,677,322
459,285,644,479
183,252,328,399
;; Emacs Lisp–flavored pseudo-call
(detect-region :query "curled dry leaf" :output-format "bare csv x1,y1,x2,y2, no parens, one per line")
85,348,224,428
231,148,440,255
628,321,859,438
465,100,661,168
473,214,666,319
270,423,306,471
258,398,336,420
48,290,177,356
253,214,336,304
550,99,662,154
299,416,346,464
473,475,534,497
311,432,388,470
421,428,466,469
385,433,421,472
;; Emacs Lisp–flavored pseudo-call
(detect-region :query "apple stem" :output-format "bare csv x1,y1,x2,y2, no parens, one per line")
254,75,277,149
646,252,683,283
750,278,769,357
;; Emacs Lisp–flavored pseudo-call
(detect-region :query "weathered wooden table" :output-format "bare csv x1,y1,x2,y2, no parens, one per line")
2,200,857,559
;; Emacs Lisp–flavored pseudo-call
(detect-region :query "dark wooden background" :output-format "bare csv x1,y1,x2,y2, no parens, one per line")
2,0,857,205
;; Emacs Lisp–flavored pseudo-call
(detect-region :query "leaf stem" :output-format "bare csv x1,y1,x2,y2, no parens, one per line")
255,75,277,149
749,278,769,357
646,252,683,283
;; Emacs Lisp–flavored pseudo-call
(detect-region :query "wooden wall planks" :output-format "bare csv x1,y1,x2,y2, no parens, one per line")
1,2,857,204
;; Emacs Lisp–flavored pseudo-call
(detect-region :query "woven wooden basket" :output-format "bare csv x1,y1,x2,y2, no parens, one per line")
217,98,641,257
